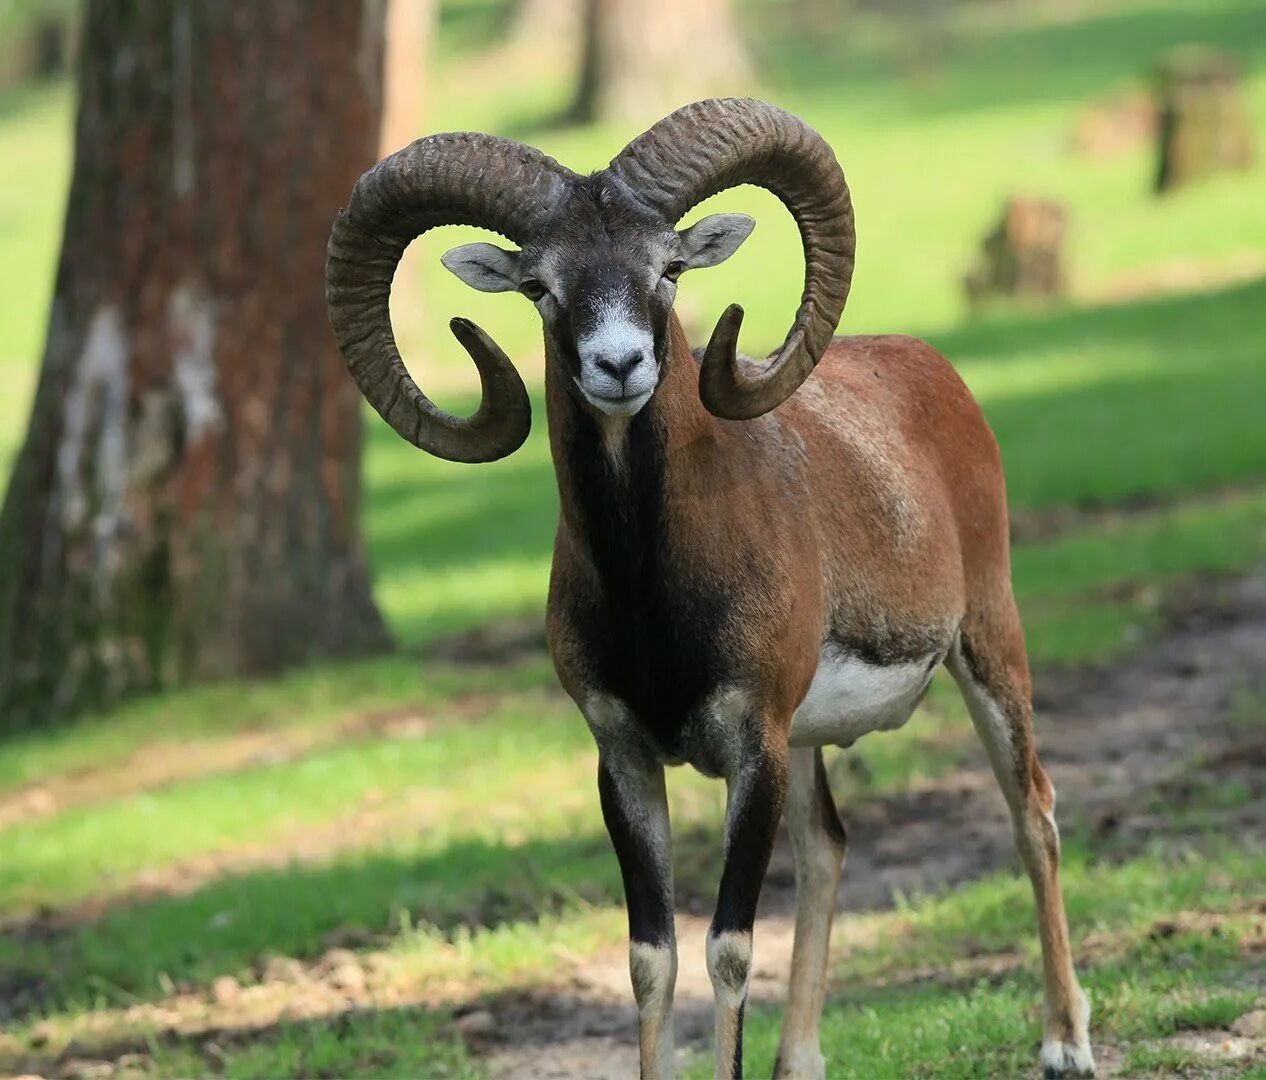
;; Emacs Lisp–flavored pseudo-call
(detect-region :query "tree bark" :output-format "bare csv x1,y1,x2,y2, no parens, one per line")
506,0,582,66
570,0,752,126
379,0,435,158
0,1,391,729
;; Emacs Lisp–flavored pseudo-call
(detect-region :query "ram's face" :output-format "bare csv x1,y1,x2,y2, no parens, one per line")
442,178,753,419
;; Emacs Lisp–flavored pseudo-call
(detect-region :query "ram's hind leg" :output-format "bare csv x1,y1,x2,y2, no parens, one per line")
774,747,845,1080
947,603,1094,1079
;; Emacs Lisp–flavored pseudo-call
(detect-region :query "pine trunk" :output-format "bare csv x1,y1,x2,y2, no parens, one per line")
570,0,752,126
0,1,391,729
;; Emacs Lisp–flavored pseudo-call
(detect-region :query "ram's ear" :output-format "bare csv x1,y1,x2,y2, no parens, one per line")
678,213,756,270
440,242,522,293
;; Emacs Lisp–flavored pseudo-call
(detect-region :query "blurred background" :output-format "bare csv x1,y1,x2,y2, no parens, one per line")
0,1,1264,1077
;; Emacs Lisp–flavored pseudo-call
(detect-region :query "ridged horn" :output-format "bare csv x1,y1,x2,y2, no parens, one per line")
326,133,573,462
608,98,855,420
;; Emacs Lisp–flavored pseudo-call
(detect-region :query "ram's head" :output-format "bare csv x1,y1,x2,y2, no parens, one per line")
327,98,855,461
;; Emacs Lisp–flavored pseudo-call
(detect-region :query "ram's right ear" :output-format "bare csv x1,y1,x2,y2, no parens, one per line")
440,242,522,293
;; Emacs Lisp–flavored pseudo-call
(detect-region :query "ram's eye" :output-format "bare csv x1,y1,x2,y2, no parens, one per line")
663,260,686,283
520,279,548,301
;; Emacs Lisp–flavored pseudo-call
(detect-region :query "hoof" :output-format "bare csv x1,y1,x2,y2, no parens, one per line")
1040,1038,1096,1079
772,1045,826,1080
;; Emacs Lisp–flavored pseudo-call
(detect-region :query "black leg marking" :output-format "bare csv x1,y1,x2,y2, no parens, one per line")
597,753,678,1078
712,747,787,934
708,742,788,1080
598,756,674,946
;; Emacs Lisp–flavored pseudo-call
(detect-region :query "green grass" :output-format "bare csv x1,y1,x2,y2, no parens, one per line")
2,1,1266,1076
0,653,557,795
1015,485,1266,662
947,281,1266,512
151,1008,480,1080
14,837,1261,1078
0,78,70,370
1,479,1261,926
686,842,1266,1078
0,697,591,913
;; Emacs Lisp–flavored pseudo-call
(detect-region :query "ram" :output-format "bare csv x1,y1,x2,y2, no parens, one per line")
327,98,1095,1080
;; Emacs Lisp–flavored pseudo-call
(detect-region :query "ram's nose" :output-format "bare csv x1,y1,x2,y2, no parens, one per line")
594,350,645,384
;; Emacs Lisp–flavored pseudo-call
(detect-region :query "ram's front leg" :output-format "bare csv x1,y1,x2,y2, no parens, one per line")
598,748,678,1079
709,733,789,1079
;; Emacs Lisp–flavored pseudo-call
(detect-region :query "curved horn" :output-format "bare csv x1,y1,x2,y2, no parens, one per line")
326,134,573,462
607,98,855,420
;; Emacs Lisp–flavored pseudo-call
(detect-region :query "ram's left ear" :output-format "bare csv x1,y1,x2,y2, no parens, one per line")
441,242,522,293
677,213,756,270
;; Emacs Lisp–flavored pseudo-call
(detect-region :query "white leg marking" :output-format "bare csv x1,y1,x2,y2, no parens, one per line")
778,1045,827,1080
1041,986,1095,1078
631,940,678,1079
708,930,752,1077
707,929,752,1010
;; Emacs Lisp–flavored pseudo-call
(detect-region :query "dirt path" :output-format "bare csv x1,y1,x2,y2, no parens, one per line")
477,572,1266,1078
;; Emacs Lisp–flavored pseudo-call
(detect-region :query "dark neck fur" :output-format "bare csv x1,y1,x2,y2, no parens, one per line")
545,315,732,751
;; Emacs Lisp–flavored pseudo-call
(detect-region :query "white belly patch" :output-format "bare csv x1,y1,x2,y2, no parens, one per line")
790,648,937,748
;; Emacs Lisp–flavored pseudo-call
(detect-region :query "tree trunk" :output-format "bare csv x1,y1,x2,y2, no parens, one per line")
506,0,582,64
0,1,391,729
379,0,435,158
570,0,752,126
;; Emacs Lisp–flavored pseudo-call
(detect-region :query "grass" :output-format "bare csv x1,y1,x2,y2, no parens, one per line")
1014,484,1266,662
9,836,1262,1078
0,478,1262,951
364,278,1266,651
152,1009,480,1080
1,0,1265,1076
696,842,1266,1078
0,653,558,795
1,4,1264,658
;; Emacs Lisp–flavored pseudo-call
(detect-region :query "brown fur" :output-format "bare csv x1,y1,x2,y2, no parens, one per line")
548,317,1009,712
546,312,1092,1079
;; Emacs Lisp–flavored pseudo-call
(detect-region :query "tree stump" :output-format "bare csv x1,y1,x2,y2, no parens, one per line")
1073,91,1157,158
1155,48,1254,193
964,198,1068,310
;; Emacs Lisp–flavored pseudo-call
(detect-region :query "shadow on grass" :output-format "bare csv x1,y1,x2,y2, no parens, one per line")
929,275,1265,365
365,425,558,582
6,1001,478,1080
4,829,620,1009
362,277,1266,628
936,277,1266,509
753,0,1266,118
